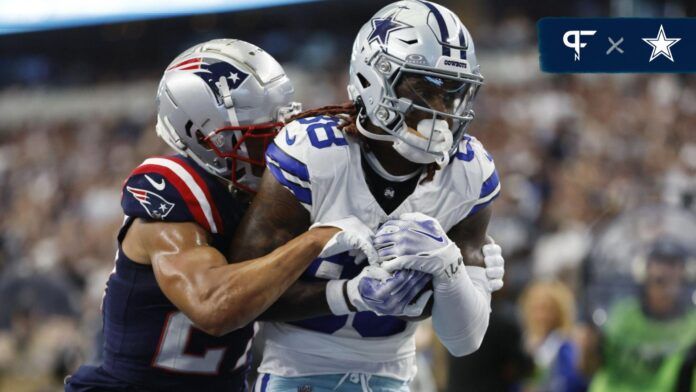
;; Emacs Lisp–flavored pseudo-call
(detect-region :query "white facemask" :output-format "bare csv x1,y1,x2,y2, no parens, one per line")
393,119,452,167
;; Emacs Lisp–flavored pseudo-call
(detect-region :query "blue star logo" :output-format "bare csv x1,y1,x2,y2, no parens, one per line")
368,14,411,46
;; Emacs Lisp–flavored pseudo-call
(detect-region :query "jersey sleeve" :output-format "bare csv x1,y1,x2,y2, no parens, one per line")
265,116,352,218
466,136,500,216
121,156,223,234
448,135,501,223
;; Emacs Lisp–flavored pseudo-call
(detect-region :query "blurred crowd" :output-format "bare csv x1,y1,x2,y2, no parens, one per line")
0,115,168,390
1,9,696,392
417,70,696,392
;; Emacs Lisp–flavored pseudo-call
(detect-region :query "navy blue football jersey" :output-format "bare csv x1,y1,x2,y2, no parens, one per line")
66,155,253,392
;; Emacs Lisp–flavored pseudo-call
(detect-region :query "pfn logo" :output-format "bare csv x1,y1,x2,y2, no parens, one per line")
563,30,596,61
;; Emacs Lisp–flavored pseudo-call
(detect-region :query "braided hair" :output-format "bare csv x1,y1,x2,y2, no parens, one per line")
288,102,439,183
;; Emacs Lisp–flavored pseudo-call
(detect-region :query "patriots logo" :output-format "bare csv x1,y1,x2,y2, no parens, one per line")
126,186,175,220
368,14,412,46
167,57,249,104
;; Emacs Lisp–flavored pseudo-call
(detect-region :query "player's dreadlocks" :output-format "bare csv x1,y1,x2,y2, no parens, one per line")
288,102,438,183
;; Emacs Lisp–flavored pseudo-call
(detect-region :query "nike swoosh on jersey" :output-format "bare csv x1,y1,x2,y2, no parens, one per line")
409,228,445,243
285,130,297,145
145,174,166,191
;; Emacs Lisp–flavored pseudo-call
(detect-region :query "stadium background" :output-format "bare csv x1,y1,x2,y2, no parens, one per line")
0,0,694,390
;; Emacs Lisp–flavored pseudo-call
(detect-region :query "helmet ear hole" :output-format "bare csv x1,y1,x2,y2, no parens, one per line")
195,130,212,151
357,73,371,88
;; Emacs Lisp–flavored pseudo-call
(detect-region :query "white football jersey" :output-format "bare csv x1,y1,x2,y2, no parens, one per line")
260,115,499,380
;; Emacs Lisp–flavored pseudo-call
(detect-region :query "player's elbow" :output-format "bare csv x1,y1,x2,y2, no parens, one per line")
191,314,235,337
187,312,224,337
186,308,237,337
197,323,227,337
191,290,261,336
439,321,488,357
189,289,249,336
191,304,253,337
442,333,485,357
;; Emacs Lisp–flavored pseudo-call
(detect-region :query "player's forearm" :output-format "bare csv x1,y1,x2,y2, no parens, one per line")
228,173,311,263
257,280,331,322
461,243,486,267
432,266,491,357
195,228,335,335
448,207,492,268
430,207,492,354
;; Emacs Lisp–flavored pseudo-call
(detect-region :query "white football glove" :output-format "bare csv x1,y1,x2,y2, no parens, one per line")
310,216,378,264
326,265,433,317
375,212,464,288
483,236,505,292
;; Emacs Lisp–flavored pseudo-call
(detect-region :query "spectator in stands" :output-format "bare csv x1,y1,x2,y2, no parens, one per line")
520,280,587,392
578,239,696,392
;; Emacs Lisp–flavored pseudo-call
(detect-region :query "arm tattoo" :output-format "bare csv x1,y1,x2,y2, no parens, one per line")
229,172,333,321
228,172,310,262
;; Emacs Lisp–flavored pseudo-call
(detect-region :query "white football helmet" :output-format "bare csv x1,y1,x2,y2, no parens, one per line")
156,39,301,193
348,0,483,166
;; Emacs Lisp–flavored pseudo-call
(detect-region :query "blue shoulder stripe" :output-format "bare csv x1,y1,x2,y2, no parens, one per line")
480,169,500,199
267,162,312,205
464,171,500,218
266,142,309,182
467,194,499,217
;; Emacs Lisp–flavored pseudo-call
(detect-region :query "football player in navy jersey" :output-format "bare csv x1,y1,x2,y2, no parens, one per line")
65,39,378,392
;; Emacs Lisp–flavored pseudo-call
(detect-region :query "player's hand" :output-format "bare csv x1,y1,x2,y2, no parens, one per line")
347,266,433,317
375,212,463,287
483,236,505,292
311,216,378,264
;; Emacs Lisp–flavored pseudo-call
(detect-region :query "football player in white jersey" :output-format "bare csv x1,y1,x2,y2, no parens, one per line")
229,2,505,391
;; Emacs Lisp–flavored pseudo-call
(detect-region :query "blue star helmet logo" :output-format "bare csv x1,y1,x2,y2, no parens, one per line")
368,14,412,46
193,59,249,103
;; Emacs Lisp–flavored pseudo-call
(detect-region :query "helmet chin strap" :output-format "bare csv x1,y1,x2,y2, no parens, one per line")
217,75,262,190
357,106,452,168
355,113,395,142
363,148,422,182
392,138,449,167
218,76,240,126
392,118,452,168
